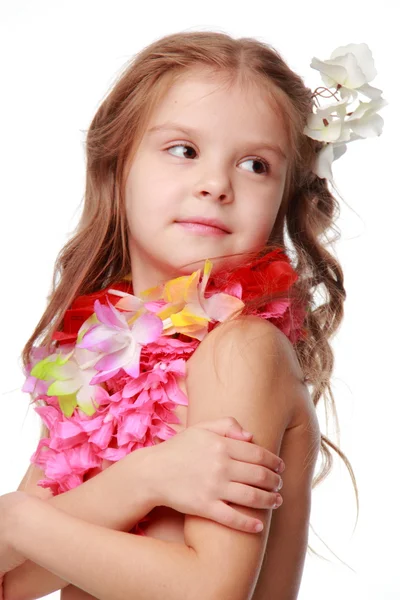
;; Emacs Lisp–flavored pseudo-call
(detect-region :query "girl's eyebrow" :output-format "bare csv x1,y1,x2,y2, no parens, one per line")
146,121,287,161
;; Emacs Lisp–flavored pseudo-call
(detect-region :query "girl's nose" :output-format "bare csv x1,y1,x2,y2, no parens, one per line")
193,169,233,203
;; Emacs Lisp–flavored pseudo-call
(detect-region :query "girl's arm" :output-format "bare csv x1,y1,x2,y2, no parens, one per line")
4,316,311,600
6,494,204,600
4,445,159,600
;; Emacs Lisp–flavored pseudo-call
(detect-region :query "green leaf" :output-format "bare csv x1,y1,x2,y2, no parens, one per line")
58,393,78,418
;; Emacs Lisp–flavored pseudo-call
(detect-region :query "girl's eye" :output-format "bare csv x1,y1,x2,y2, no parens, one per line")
165,144,270,175
240,157,270,176
167,144,197,160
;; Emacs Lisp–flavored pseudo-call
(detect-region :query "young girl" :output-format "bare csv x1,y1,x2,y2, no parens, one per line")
0,31,386,599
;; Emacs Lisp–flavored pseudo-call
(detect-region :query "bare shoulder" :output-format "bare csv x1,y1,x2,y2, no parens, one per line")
191,314,312,430
204,314,306,379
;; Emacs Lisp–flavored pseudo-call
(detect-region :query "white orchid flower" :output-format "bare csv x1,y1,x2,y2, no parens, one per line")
310,42,383,100
345,96,389,138
312,143,347,182
304,96,352,143
304,43,388,182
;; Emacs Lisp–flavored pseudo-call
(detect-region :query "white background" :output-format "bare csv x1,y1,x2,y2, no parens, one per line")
0,2,398,598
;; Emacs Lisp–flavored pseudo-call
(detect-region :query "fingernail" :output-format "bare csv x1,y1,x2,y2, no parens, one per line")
242,431,253,438
275,461,285,473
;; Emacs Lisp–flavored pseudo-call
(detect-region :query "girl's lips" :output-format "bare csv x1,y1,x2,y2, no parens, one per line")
175,222,230,236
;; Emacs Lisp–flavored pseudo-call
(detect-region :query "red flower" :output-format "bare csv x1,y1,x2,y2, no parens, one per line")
206,249,299,301
52,280,133,346
53,250,306,347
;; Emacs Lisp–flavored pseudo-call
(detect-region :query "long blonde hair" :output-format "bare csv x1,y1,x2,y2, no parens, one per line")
22,31,358,562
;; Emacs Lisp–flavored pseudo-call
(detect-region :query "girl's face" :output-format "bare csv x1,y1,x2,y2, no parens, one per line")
124,68,289,295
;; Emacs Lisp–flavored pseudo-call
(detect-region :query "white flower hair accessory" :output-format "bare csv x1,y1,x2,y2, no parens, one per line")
303,43,388,183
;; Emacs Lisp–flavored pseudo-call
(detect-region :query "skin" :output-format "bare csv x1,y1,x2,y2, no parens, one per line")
124,67,289,296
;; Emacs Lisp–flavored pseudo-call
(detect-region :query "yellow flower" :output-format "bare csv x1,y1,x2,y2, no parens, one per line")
114,259,244,341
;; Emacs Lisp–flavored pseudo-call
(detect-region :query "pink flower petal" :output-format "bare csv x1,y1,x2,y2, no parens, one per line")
94,298,128,330
98,443,134,461
94,345,135,372
117,411,151,445
49,421,88,451
114,294,143,312
164,374,189,406
77,415,104,432
132,313,163,345
22,375,36,393
78,325,127,353
90,367,121,385
132,389,150,408
30,438,52,470
34,405,61,430
89,420,114,449
121,376,143,398
164,358,186,376
151,420,178,442
68,442,101,472
143,300,168,313
203,292,245,322
122,344,142,378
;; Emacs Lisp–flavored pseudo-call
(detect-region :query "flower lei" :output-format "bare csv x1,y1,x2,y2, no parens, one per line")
23,250,307,495
304,42,388,183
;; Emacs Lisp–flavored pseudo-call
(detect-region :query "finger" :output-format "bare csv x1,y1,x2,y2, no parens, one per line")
228,460,283,493
210,500,266,534
225,436,284,474
222,481,283,510
226,429,253,441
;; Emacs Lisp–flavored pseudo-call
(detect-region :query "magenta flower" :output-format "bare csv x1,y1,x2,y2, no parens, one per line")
76,298,164,383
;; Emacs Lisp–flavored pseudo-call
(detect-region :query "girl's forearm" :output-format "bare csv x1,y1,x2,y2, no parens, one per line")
4,444,160,600
6,496,201,600
50,444,159,529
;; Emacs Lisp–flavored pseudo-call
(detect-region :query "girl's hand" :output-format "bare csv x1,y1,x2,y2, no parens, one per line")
0,492,31,577
150,417,284,534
